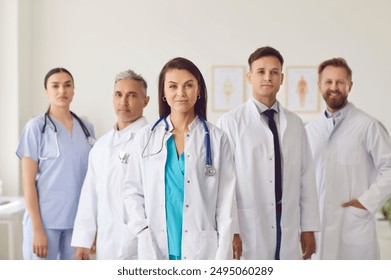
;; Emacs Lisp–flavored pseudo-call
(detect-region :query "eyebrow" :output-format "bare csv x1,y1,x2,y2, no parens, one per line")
114,90,138,94
50,80,72,84
167,79,194,84
256,67,280,71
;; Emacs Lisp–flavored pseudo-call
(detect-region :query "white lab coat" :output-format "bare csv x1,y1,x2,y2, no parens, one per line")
217,99,320,259
124,116,236,260
306,103,391,259
71,117,148,259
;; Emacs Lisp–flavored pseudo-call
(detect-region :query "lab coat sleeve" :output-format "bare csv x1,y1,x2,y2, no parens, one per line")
358,121,391,213
299,125,321,232
216,116,240,235
123,148,149,236
71,149,98,249
216,115,237,156
215,132,236,259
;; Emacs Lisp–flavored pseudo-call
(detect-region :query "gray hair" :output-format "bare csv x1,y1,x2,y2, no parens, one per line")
115,69,148,95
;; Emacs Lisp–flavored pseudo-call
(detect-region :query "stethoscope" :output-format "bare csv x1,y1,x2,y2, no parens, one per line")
141,115,216,176
41,110,96,146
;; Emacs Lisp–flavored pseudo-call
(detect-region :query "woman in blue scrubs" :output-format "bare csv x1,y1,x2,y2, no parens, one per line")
16,68,95,259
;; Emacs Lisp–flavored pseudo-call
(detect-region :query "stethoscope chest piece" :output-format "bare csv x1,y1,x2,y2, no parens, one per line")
205,165,216,176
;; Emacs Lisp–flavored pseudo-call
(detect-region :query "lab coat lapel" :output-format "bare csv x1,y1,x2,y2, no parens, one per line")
248,99,269,130
277,103,287,142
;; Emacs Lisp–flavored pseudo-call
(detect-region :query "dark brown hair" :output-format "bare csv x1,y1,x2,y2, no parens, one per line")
158,57,207,120
248,46,284,70
44,68,74,89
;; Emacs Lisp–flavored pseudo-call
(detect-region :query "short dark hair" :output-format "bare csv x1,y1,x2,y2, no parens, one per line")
248,46,284,70
318,57,352,81
44,67,74,89
158,57,207,120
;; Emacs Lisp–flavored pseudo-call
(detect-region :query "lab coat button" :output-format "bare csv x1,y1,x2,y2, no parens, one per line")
186,204,189,208
184,256,187,260
185,230,188,233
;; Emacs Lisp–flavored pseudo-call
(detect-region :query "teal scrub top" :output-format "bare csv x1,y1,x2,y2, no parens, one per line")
165,136,185,259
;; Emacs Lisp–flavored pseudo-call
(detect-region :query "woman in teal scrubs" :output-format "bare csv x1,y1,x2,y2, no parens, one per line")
124,58,241,260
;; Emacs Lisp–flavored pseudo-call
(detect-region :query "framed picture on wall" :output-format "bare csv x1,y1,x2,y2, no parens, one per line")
212,65,246,112
285,66,320,113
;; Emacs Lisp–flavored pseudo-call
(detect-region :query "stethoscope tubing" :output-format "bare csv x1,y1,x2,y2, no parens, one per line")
42,111,91,139
144,115,214,176
38,110,94,160
200,116,212,167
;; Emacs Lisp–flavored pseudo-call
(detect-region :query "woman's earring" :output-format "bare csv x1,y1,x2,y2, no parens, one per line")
197,95,201,100
163,96,167,101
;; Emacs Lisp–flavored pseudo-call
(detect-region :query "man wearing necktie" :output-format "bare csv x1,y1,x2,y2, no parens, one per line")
217,46,320,259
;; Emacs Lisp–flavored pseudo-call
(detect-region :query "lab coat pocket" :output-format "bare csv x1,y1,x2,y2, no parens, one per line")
137,228,158,260
341,206,373,245
340,206,377,259
196,230,218,259
346,206,370,219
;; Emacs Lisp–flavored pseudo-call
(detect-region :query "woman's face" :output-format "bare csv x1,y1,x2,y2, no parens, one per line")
164,69,199,115
45,72,74,109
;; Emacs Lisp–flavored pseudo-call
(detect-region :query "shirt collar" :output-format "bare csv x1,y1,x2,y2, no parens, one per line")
112,116,147,145
113,116,147,133
324,102,351,124
165,115,201,133
324,102,353,119
251,97,279,115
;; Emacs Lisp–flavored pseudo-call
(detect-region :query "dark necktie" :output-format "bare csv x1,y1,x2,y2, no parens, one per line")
264,109,282,213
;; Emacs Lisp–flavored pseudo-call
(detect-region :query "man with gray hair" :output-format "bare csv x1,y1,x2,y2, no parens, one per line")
71,70,150,259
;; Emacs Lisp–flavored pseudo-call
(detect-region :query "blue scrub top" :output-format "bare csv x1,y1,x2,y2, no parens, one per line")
16,114,94,229
165,136,185,259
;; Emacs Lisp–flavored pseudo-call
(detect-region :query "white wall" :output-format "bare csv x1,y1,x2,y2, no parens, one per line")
0,0,21,260
2,0,391,195
0,0,20,196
